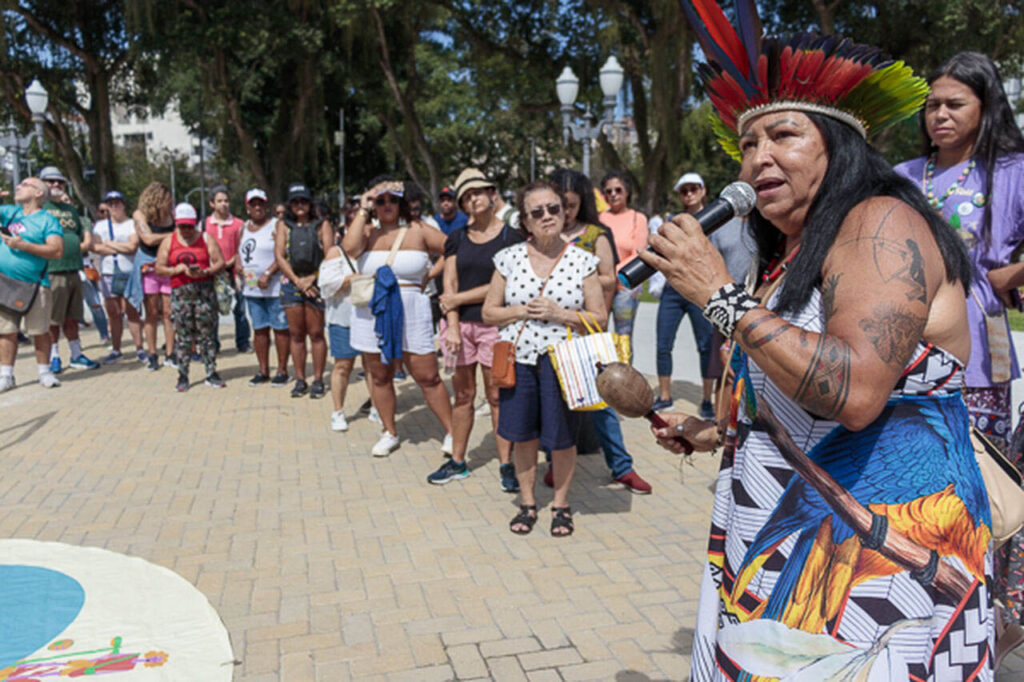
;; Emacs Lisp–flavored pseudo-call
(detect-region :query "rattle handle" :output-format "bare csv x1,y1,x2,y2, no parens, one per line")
646,411,693,454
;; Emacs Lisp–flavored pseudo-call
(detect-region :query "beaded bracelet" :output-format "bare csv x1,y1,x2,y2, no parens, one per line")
702,282,759,338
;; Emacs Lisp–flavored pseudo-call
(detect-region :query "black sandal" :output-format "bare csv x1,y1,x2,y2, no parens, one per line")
509,505,538,535
551,506,574,537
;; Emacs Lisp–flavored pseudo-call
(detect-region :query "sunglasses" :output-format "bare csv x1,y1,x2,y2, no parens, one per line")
603,186,625,195
678,185,702,194
528,203,562,220
374,195,400,207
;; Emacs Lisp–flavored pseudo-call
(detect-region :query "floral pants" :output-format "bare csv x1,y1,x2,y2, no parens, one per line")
171,281,218,378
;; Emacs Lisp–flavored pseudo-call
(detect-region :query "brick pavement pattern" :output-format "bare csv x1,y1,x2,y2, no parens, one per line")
2,326,1022,681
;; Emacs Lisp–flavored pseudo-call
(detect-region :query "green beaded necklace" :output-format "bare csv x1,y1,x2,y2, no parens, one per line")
923,154,975,212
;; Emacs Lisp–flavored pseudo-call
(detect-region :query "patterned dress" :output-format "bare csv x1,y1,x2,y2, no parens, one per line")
691,288,994,681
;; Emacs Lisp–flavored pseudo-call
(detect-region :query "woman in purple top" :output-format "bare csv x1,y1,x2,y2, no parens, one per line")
895,50,1024,661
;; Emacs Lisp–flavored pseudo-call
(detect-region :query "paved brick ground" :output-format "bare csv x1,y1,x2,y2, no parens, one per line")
1,317,1022,681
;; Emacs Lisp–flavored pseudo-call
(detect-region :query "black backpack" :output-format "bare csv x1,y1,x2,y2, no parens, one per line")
286,218,325,276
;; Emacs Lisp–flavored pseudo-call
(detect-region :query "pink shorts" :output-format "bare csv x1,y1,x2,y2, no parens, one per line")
142,271,172,296
440,319,499,368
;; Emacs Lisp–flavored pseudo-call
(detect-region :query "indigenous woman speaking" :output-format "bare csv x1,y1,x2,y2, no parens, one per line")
648,2,989,679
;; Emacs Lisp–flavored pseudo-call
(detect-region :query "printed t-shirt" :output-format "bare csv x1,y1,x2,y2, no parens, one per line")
44,201,89,273
0,205,62,285
92,218,136,275
238,218,281,298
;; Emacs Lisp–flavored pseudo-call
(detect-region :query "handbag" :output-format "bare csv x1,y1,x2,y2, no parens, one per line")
971,427,1024,546
492,241,571,389
971,289,1012,383
350,227,408,307
548,312,630,411
104,220,130,297
0,270,44,316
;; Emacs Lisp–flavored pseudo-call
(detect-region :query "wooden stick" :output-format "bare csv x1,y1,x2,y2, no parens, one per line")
753,397,972,601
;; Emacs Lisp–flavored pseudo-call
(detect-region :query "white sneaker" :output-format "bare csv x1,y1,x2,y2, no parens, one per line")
331,411,349,432
371,432,400,457
368,407,382,425
441,433,453,455
0,375,15,392
39,372,60,388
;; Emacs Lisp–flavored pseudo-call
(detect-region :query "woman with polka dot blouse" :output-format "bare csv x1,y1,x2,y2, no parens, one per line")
482,181,607,538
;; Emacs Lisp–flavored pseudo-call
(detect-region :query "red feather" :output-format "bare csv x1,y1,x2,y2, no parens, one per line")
692,0,750,78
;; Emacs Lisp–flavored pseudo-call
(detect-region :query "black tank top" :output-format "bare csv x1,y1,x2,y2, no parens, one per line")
140,221,175,257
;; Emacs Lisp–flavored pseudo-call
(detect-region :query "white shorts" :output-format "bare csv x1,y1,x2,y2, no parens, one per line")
349,287,435,356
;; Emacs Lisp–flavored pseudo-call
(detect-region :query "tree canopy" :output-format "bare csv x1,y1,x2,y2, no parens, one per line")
1,0,1022,215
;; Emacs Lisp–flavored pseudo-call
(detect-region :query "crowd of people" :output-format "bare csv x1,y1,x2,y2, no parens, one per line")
6,38,1024,673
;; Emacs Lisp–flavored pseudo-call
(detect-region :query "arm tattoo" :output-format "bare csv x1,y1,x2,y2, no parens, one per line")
858,303,927,366
821,273,841,321
794,334,851,420
740,311,795,349
872,238,927,304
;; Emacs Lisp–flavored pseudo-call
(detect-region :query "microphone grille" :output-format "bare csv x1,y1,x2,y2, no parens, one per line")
720,181,756,216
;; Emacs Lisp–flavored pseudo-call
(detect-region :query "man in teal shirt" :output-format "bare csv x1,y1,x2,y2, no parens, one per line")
39,166,99,372
0,177,64,391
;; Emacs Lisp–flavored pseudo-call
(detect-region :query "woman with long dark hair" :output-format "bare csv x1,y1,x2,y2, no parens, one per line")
895,50,1024,663
647,5,989,676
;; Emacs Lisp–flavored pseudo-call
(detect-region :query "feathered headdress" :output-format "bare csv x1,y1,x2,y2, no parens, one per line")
682,0,929,160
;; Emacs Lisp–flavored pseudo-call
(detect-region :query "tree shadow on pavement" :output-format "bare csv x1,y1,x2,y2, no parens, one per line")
0,411,56,453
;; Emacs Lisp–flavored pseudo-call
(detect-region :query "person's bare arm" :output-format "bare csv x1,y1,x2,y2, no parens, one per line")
153,237,179,278
644,197,949,431
2,233,62,259
133,209,168,248
481,271,528,327
204,237,225,276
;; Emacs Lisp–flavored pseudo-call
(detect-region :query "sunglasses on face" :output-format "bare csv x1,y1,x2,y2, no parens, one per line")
375,195,400,207
528,203,562,220
603,186,625,195
679,185,702,194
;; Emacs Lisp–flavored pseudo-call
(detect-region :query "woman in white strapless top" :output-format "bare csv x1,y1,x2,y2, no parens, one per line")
341,177,453,458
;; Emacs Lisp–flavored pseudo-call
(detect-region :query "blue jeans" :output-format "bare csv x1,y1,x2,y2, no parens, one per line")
591,407,634,478
656,286,712,378
82,277,109,339
233,289,251,350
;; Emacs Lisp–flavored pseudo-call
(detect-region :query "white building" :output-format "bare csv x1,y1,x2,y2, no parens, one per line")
110,100,208,165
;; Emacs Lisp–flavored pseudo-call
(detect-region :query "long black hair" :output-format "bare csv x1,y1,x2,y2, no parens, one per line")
756,113,972,316
921,52,1024,248
550,168,619,264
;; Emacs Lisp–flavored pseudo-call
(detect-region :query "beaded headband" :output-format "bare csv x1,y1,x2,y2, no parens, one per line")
681,0,929,161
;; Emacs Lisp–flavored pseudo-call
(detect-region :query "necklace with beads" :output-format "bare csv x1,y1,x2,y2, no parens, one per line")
923,154,975,212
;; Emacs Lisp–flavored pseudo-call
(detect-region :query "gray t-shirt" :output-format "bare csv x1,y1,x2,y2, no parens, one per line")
709,217,756,284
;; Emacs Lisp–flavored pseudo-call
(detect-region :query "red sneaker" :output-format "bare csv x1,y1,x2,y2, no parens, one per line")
615,470,652,495
544,467,554,488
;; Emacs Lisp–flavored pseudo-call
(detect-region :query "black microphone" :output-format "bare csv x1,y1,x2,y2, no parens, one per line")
616,181,756,289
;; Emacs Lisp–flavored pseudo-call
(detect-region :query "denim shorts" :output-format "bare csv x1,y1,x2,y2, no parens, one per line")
328,324,359,360
245,295,289,331
280,279,324,310
497,355,579,451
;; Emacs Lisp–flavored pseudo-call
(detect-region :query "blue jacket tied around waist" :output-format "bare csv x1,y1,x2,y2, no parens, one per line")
370,265,404,365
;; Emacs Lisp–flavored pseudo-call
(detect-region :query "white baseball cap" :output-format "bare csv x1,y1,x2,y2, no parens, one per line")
174,202,198,225
245,188,268,204
673,172,705,192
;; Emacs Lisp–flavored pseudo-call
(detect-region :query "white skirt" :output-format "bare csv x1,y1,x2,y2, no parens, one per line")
349,287,435,356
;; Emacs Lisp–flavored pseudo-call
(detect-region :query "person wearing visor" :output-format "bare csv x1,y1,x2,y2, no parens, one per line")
343,176,452,458
274,183,333,398
155,203,226,391
90,190,143,364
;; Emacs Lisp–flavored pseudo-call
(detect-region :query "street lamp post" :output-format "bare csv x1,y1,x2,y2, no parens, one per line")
0,79,49,187
556,56,625,178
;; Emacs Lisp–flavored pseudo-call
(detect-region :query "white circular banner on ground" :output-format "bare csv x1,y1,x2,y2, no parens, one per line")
0,540,233,680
